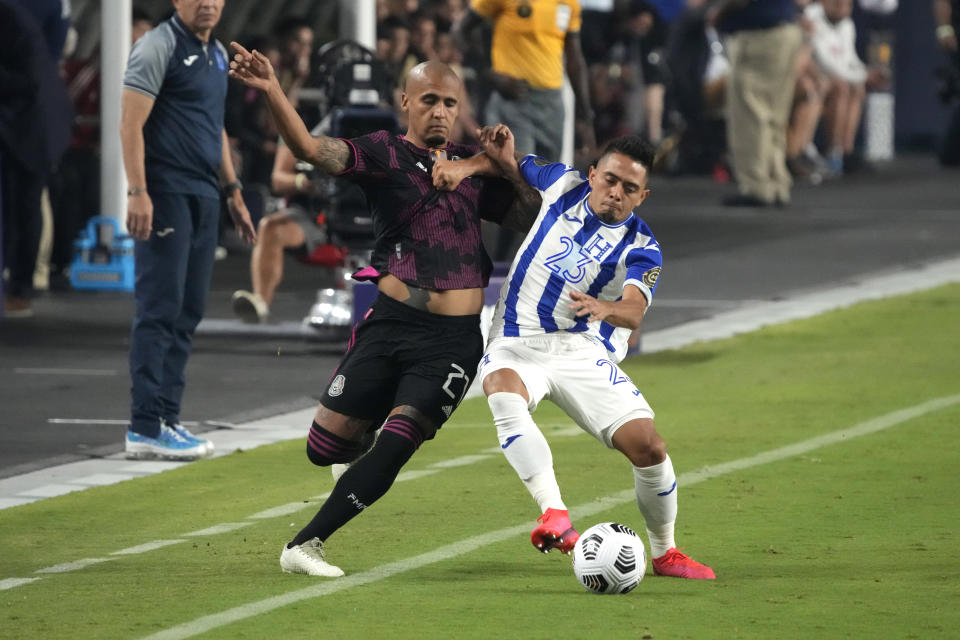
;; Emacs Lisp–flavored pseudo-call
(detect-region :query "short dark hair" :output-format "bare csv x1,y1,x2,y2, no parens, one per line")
132,6,153,25
597,135,655,174
378,15,411,39
273,16,312,42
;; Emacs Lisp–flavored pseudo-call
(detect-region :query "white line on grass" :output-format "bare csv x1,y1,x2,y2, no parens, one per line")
248,502,319,520
35,557,115,574
184,523,252,537
111,540,185,556
0,578,42,591
141,392,960,640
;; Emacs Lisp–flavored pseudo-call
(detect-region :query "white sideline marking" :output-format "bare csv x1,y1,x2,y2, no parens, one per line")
46,419,200,426
111,540,185,556
72,473,137,486
16,368,118,376
120,461,187,473
249,502,315,520
18,484,84,498
184,523,252,537
0,497,35,509
0,578,41,591
394,469,439,482
36,557,115,574
428,454,491,469
142,392,960,640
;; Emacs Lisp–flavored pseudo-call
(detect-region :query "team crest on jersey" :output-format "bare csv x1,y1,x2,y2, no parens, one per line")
642,266,661,288
328,374,346,397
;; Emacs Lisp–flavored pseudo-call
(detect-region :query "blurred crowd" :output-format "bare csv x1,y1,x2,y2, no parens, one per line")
3,0,959,317
222,0,908,220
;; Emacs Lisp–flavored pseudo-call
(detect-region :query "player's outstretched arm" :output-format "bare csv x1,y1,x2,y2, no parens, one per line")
229,42,350,175
569,286,648,330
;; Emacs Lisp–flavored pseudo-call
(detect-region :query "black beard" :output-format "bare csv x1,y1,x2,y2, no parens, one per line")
425,134,447,147
598,206,634,224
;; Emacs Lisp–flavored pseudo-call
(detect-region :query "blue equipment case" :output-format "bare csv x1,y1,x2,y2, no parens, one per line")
70,216,135,291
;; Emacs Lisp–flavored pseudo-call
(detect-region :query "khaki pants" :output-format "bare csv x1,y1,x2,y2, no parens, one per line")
725,23,803,203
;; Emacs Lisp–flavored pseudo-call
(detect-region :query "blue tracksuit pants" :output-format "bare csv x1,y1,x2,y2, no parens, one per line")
129,192,219,437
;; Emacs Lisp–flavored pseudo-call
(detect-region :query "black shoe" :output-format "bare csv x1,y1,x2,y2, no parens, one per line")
787,156,811,178
842,153,874,174
48,271,72,292
722,193,771,207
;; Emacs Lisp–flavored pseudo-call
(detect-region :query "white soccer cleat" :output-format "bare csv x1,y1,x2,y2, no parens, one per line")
231,289,268,324
280,537,345,577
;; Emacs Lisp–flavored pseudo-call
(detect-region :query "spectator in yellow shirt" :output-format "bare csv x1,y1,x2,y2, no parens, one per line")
455,0,595,259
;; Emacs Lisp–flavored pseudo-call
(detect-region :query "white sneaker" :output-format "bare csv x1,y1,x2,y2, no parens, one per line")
167,422,214,457
125,425,206,460
280,538,345,577
231,290,268,323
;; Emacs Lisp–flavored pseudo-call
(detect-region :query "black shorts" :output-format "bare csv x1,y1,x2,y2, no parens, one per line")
321,293,483,439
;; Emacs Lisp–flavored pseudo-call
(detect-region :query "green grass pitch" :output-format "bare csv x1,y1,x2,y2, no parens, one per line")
2,284,959,639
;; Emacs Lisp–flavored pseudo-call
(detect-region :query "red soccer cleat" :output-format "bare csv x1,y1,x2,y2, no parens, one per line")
531,508,580,554
651,548,716,579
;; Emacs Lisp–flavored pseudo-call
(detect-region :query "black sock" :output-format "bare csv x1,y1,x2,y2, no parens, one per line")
290,427,419,546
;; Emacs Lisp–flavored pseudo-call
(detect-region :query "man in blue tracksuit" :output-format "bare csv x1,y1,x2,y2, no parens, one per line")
120,0,256,459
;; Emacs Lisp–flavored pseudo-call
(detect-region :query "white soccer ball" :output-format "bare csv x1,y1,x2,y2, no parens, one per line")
572,522,646,594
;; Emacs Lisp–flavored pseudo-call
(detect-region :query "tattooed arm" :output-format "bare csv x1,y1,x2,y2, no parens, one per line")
497,161,542,233
229,41,351,174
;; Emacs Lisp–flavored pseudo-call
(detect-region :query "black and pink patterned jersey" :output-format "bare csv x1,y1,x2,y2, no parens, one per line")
337,131,515,290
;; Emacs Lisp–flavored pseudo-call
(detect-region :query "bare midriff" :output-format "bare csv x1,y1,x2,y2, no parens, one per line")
377,274,484,316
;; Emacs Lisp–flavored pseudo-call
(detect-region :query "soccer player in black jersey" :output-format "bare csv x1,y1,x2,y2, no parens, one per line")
230,46,538,576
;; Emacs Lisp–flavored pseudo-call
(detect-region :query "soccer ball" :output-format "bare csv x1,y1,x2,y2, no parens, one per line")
572,522,646,594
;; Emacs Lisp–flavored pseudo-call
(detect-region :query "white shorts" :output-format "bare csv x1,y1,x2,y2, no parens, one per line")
477,333,655,448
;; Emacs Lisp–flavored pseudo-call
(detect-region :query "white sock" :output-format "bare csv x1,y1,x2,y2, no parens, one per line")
488,392,566,512
633,454,678,558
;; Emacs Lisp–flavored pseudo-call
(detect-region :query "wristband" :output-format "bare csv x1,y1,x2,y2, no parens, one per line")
127,186,146,196
937,24,956,40
223,180,243,196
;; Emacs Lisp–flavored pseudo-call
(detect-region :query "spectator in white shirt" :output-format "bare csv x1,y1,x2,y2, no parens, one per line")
806,0,868,174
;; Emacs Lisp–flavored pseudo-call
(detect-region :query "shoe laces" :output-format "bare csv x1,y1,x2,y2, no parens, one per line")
299,538,327,562
537,508,569,526
659,547,696,565
161,425,190,444
174,424,197,439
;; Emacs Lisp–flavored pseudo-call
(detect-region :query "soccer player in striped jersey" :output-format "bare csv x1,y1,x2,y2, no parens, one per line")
476,126,715,579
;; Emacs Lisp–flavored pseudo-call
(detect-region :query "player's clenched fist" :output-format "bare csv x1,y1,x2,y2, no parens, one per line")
478,123,516,169
432,155,469,191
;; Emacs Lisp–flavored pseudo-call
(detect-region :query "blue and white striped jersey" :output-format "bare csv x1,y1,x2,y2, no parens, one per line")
488,155,663,362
